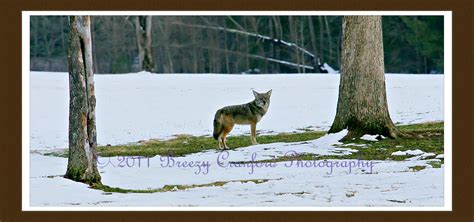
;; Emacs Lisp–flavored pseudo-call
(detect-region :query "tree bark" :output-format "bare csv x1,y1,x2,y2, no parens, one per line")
66,16,101,184
130,16,155,72
328,16,402,139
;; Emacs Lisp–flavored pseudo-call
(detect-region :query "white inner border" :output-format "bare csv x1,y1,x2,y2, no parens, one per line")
22,11,453,212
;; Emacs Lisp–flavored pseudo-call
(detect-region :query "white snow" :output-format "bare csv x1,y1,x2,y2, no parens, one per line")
30,72,444,150
405,149,425,155
391,151,407,156
421,153,436,158
392,150,432,158
30,139,444,207
28,71,445,208
322,63,338,74
360,134,380,141
435,154,444,159
182,130,355,164
341,143,367,148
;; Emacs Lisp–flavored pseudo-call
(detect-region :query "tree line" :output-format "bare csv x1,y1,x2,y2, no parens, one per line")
31,15,444,74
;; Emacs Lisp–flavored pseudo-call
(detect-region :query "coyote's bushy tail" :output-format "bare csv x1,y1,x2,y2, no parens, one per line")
213,110,223,140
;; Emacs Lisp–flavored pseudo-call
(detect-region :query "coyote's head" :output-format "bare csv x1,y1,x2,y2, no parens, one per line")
252,90,272,108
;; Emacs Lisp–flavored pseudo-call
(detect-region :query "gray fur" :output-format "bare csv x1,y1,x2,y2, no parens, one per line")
213,90,272,149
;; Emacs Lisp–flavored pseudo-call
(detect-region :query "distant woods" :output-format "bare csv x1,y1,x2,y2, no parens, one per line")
30,16,444,74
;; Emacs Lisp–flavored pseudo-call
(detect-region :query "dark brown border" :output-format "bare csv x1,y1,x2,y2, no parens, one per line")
0,0,472,221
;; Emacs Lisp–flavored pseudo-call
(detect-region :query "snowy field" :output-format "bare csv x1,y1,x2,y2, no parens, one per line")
28,71,444,208
30,71,443,150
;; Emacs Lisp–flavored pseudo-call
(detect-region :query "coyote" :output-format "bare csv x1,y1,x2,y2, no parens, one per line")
213,90,272,149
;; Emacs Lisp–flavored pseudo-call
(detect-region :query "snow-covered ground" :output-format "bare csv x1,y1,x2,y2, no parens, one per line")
28,72,444,208
30,72,443,150
30,131,444,207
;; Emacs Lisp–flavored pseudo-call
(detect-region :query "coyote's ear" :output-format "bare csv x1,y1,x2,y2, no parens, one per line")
266,89,272,96
252,90,259,97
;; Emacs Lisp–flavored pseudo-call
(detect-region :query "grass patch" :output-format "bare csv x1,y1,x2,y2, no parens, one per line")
408,165,427,171
96,130,326,157
90,178,273,194
397,121,444,132
427,161,443,168
276,191,310,196
235,122,444,163
340,121,443,161
44,122,443,161
43,151,69,158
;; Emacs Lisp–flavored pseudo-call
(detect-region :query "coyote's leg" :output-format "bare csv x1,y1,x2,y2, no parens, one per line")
217,135,224,149
223,137,229,149
250,122,258,145
222,131,230,149
220,116,234,149
221,137,227,149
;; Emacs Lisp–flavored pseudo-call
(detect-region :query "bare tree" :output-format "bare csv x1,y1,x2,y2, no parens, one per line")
324,16,333,64
288,16,300,73
329,16,402,139
318,16,324,62
128,16,155,72
307,16,318,67
65,16,101,184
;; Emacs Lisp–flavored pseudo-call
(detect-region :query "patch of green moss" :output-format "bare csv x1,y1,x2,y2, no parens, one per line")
44,122,443,162
96,131,326,157
408,165,427,171
237,122,444,163
427,161,443,168
90,178,273,194
43,151,69,158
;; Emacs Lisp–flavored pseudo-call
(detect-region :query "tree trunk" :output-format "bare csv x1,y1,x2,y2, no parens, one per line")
307,17,318,67
65,16,101,184
318,16,324,62
328,16,402,139
90,19,99,74
130,16,155,72
324,16,333,66
288,16,300,73
223,21,230,74
191,19,199,73
299,18,306,73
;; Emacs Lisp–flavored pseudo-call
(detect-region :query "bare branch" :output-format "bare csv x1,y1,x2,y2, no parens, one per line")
164,21,316,60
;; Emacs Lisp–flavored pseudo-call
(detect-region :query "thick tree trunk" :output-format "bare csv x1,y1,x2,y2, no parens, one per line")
328,16,402,139
130,16,155,72
65,16,101,184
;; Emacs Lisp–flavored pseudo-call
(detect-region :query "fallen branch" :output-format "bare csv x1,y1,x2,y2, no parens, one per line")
198,46,314,70
163,21,317,60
